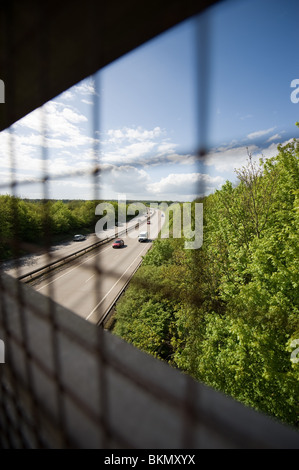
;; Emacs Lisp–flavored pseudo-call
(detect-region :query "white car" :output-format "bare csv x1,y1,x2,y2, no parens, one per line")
138,231,148,242
73,234,86,241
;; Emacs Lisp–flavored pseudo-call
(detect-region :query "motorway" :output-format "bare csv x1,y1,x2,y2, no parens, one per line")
27,210,164,325
3,215,144,279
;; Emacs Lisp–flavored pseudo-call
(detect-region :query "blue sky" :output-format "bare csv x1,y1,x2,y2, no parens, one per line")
0,0,298,201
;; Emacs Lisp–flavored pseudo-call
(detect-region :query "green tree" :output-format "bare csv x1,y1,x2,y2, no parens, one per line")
113,135,299,428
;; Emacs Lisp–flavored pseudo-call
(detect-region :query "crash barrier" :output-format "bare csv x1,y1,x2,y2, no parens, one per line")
17,221,145,283
99,257,144,327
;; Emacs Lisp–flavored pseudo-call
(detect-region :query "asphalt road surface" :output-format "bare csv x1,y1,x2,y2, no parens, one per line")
29,209,164,324
3,213,150,279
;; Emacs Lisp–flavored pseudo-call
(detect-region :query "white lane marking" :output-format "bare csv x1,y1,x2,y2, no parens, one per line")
85,274,95,283
36,244,112,291
36,211,163,298
85,242,150,321
35,217,154,292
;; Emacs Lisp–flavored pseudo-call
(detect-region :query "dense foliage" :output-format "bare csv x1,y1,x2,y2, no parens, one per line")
113,138,299,428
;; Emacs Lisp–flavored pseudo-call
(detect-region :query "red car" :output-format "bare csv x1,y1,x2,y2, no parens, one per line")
112,238,124,248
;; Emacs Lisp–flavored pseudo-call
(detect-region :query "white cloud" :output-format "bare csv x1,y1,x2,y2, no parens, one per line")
102,141,157,166
59,90,74,101
205,137,293,176
73,80,97,96
81,99,94,105
166,153,196,165
15,101,92,146
266,133,281,142
61,107,87,124
106,126,163,144
101,126,198,169
101,126,170,166
0,99,98,186
156,141,177,154
206,144,258,172
247,127,276,140
101,165,151,197
259,139,293,159
147,173,224,198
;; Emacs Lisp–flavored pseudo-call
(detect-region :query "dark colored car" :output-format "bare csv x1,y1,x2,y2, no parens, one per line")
112,238,124,248
147,220,151,224
73,234,86,241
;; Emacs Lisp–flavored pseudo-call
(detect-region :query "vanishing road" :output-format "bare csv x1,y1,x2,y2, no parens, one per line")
28,209,164,324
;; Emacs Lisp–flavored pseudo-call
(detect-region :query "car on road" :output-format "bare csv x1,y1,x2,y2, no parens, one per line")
73,234,86,241
147,220,151,224
138,231,148,242
112,238,125,248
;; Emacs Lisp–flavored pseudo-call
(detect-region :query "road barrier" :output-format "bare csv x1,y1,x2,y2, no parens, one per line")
17,222,144,283
99,256,145,327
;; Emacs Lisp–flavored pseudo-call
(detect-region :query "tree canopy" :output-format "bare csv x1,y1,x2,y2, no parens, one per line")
113,138,299,428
